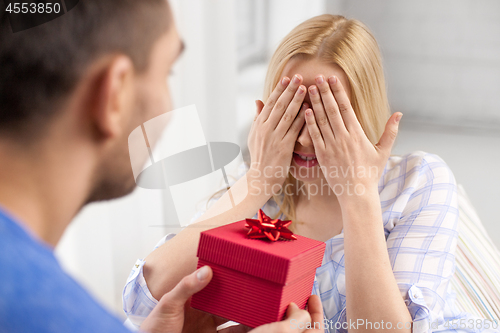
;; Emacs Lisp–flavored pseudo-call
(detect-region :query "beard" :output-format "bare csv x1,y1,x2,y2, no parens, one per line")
85,179,137,204
85,94,152,204
85,135,138,204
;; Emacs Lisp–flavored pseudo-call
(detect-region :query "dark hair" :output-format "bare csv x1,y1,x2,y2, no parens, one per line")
0,0,171,141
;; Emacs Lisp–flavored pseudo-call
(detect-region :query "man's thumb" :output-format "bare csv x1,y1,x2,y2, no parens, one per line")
159,266,213,308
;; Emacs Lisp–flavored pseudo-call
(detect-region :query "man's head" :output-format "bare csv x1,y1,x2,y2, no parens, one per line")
0,0,184,202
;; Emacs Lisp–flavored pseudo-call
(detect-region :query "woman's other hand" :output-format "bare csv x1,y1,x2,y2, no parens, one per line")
247,74,308,196
305,74,402,201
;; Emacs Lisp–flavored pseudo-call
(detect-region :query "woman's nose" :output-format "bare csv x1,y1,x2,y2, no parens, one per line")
297,123,313,147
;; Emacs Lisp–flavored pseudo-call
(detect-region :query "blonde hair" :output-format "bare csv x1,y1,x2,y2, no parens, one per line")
264,14,391,222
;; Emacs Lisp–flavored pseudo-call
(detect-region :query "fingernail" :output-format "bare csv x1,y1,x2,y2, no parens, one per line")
396,113,403,123
329,76,337,85
298,86,305,94
289,302,299,310
196,266,210,281
305,109,313,116
293,74,301,84
309,86,318,95
302,102,309,109
281,77,290,86
315,75,324,85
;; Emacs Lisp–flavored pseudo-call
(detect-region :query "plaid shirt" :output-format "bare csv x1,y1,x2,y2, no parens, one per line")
122,151,497,333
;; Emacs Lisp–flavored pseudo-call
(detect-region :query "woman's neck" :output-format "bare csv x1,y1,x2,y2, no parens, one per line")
297,178,339,205
291,178,343,242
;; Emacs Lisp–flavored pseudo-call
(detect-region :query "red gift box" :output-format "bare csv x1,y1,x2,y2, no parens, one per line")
190,210,326,328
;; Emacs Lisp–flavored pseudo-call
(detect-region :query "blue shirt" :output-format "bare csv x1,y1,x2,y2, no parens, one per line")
0,208,131,333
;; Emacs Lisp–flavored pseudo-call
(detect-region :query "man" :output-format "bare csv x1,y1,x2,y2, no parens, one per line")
0,0,322,332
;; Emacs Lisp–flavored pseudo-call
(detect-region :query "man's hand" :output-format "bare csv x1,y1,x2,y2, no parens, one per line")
141,265,324,333
221,295,324,333
140,265,219,333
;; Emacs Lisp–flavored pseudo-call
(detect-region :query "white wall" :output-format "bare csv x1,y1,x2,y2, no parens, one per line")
334,0,500,128
169,0,239,144
265,0,327,59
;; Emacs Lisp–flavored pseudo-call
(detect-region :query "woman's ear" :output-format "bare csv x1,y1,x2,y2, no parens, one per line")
90,55,135,140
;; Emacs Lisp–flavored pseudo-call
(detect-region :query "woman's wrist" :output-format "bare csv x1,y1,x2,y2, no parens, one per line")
339,185,385,242
336,182,379,209
246,164,285,200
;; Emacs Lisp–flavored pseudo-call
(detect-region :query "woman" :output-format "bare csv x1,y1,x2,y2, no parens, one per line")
123,14,495,332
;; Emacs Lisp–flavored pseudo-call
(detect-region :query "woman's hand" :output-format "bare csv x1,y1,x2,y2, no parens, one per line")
247,74,308,195
305,75,402,200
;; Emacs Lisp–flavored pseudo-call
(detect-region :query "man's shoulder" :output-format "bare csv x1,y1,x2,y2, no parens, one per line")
0,212,129,333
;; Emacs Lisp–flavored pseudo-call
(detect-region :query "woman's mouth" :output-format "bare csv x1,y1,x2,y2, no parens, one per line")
292,152,318,168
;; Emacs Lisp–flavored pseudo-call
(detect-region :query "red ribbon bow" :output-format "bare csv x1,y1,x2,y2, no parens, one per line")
245,209,297,241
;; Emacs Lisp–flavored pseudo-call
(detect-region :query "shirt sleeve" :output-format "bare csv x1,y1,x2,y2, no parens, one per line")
122,234,177,330
385,152,459,333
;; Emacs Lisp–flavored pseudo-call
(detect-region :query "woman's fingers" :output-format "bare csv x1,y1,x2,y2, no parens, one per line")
327,75,364,135
308,83,335,144
247,74,306,191
375,112,402,155
314,75,348,137
283,102,308,141
254,100,265,118
266,74,303,128
304,108,326,151
258,76,290,122
275,84,306,136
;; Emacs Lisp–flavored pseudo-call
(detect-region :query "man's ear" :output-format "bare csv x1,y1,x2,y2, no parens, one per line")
90,55,135,140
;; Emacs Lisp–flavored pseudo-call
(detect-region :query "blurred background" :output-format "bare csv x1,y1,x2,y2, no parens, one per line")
55,0,500,320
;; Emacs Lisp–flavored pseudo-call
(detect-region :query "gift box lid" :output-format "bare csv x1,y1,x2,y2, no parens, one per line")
197,219,326,285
